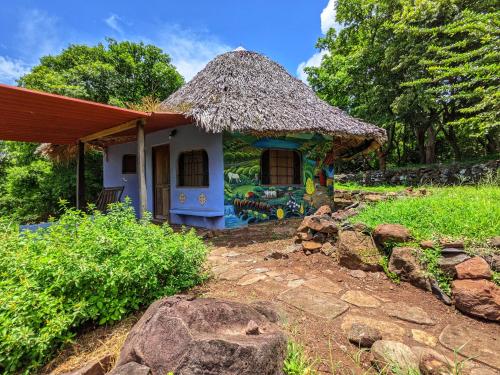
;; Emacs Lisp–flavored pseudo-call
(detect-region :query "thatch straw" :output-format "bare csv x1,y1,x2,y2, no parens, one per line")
161,50,387,156
36,143,99,164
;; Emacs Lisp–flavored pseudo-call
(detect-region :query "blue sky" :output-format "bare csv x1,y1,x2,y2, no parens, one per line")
0,0,337,85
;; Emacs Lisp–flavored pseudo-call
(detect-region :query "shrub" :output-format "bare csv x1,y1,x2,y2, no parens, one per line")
0,201,207,373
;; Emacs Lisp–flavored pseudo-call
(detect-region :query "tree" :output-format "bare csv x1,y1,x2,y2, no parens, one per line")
1,39,184,222
307,0,498,168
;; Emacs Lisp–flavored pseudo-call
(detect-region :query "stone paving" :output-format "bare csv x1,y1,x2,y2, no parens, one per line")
204,239,500,374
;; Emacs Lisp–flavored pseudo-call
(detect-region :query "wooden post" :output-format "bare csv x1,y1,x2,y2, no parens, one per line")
76,140,85,210
137,119,147,219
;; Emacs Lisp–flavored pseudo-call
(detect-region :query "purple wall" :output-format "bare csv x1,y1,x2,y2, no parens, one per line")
103,124,225,229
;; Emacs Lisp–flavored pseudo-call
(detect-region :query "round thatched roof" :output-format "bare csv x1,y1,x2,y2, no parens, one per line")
161,50,387,157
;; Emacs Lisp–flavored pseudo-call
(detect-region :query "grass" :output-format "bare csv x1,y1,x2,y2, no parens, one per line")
335,182,406,193
283,341,318,375
352,184,500,245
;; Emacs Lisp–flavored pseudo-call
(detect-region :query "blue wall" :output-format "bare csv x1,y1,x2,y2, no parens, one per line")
103,124,225,229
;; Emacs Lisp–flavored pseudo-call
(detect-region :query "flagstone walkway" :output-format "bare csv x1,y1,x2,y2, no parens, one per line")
199,234,500,374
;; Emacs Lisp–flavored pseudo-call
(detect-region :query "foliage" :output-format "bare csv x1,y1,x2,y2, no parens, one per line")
379,256,400,284
18,38,184,106
335,182,406,193
353,184,500,245
0,201,207,373
0,142,102,223
493,271,500,286
1,39,184,223
283,341,318,375
307,0,499,167
418,247,452,295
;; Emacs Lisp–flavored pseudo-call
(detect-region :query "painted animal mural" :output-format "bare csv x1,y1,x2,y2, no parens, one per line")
223,132,334,228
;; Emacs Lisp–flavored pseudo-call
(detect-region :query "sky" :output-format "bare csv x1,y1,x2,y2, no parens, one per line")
0,1,338,85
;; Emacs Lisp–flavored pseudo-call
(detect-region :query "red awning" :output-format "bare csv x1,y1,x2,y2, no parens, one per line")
0,84,190,144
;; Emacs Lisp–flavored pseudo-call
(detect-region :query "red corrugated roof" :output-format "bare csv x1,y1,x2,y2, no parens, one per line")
0,84,190,144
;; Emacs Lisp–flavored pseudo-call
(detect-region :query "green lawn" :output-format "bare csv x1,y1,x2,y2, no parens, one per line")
352,184,500,245
335,182,406,193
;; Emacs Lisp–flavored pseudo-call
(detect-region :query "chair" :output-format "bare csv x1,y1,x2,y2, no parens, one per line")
95,186,124,212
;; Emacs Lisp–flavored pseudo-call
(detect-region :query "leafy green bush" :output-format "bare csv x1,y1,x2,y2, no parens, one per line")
283,341,318,375
0,201,207,373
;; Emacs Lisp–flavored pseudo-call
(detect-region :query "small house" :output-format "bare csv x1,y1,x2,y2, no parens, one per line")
103,50,386,229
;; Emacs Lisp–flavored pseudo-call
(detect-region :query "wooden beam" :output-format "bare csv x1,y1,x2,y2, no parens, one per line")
80,119,141,142
76,140,85,210
137,119,147,219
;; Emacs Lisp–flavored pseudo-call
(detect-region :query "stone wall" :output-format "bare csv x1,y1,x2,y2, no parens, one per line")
336,160,499,186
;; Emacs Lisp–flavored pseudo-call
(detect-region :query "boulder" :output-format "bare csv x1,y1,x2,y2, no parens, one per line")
439,239,464,249
455,256,492,280
116,296,286,375
371,340,419,373
108,362,151,375
437,253,470,277
411,346,454,375
295,231,312,241
314,205,332,216
373,224,412,245
347,323,382,348
297,215,338,235
63,355,112,375
302,240,322,252
388,247,431,291
320,242,336,256
489,236,500,248
337,230,383,272
452,279,500,321
420,240,435,249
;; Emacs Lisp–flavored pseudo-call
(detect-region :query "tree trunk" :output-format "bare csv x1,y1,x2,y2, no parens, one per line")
425,125,437,164
442,125,462,161
377,149,387,171
415,126,427,164
486,131,498,154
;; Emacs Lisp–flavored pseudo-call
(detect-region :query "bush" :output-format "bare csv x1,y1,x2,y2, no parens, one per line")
0,201,207,373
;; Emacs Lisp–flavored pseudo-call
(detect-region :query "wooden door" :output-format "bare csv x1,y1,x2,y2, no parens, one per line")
153,145,170,221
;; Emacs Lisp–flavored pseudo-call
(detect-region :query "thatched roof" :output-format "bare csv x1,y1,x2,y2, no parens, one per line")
161,50,387,157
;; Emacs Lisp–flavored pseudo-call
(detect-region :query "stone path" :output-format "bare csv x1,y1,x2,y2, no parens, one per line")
204,238,500,373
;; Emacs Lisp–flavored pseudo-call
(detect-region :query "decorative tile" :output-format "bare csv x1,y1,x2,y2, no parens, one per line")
178,192,186,204
198,193,207,206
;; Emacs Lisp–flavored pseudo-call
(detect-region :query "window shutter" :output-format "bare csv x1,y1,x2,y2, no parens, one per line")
293,151,301,184
202,150,209,186
261,150,270,185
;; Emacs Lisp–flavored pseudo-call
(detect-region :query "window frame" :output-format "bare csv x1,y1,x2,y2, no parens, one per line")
260,148,302,186
122,154,137,174
177,149,210,188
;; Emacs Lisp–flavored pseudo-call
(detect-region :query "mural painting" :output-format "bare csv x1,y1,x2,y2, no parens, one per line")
223,132,334,228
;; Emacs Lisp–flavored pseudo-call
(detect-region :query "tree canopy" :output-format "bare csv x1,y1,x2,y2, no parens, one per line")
1,39,184,223
307,0,499,168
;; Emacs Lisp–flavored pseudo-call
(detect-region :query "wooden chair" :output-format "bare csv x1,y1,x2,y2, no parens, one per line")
95,186,124,212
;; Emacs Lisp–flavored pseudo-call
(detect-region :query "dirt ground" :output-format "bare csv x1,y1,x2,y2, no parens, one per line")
46,220,500,375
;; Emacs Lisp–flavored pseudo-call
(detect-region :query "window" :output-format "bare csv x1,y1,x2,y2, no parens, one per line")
261,149,301,185
178,150,209,187
122,154,136,174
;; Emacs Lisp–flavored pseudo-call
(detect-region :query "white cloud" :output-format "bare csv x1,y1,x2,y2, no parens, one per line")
297,0,339,83
18,9,60,58
320,0,338,34
0,56,30,84
105,14,123,34
296,50,327,83
152,26,232,81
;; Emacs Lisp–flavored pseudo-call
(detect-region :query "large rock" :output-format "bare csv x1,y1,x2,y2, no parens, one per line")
347,323,382,348
373,224,412,245
313,205,332,216
411,346,454,375
116,296,286,375
383,303,435,325
297,215,338,235
388,247,431,291
455,256,492,280
108,362,151,375
371,340,419,373
452,279,500,321
338,230,383,272
438,253,470,277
